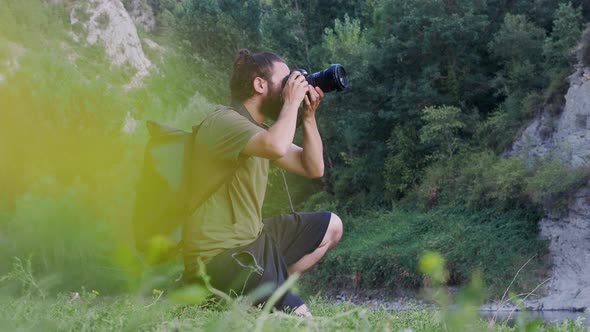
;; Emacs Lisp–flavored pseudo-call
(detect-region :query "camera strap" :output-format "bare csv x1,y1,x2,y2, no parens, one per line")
280,169,295,214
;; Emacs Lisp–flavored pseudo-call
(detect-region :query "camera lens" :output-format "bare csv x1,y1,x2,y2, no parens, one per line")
280,65,348,93
307,64,348,92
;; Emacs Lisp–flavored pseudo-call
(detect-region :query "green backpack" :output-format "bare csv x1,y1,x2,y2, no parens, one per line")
132,107,243,261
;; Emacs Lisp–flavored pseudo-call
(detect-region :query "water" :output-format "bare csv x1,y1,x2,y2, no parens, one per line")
480,310,590,327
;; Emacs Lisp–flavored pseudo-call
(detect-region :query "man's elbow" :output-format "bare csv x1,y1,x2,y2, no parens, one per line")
307,166,324,179
266,142,289,160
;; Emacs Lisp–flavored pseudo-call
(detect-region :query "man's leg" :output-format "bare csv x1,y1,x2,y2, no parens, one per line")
287,213,343,274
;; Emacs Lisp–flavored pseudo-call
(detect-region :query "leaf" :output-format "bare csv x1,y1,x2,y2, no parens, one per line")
169,284,211,305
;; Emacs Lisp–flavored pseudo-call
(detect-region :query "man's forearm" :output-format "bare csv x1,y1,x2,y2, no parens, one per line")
265,102,299,155
301,115,324,177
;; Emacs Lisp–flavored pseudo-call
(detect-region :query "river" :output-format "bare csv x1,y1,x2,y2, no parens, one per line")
329,289,589,327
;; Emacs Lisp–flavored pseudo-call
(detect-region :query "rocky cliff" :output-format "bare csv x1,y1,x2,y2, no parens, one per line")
512,27,590,311
69,0,156,89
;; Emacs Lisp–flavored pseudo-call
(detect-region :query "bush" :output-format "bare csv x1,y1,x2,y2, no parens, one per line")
383,127,425,201
410,149,590,214
475,110,514,152
302,191,339,213
525,159,590,213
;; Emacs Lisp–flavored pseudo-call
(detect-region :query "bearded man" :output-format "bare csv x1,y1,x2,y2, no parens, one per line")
182,49,343,316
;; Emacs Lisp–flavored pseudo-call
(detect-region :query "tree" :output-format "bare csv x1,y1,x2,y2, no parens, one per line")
488,14,546,124
383,127,424,201
420,105,465,159
177,0,262,66
543,2,583,71
489,14,546,69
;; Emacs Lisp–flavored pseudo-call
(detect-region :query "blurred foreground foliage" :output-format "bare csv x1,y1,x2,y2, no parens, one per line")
0,252,587,331
0,0,213,294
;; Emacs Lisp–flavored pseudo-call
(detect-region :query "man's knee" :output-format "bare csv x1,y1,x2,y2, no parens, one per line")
327,212,343,248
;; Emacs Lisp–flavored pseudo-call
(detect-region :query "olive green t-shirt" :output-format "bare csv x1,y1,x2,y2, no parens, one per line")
182,107,268,262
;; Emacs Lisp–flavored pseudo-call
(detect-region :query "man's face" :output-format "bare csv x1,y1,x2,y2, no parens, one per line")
260,61,290,121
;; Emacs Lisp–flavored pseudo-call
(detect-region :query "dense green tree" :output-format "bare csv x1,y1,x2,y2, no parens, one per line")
313,0,493,211
371,0,491,121
489,14,546,68
259,0,366,68
419,105,466,159
176,0,262,66
260,1,311,67
543,2,584,72
488,14,546,130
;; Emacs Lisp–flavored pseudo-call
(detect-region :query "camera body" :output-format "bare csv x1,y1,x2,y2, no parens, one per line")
279,64,348,127
282,64,348,93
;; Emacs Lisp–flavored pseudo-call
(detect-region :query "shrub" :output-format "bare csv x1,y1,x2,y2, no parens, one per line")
525,159,590,213
383,127,424,201
420,105,466,159
475,110,515,152
410,148,590,214
302,191,339,213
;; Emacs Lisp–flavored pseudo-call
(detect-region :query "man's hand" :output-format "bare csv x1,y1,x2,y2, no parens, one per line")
272,85,325,179
282,71,309,108
302,86,324,119
242,72,308,160
294,304,312,317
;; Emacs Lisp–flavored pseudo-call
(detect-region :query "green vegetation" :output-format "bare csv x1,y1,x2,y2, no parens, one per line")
306,208,546,296
0,0,212,294
2,0,590,329
1,294,588,331
1,253,587,331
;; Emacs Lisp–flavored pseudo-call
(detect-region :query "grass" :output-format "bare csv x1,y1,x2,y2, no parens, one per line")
305,207,547,298
0,291,587,331
0,253,585,332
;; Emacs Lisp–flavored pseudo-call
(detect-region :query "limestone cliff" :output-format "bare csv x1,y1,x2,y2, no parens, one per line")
69,0,154,89
512,27,590,311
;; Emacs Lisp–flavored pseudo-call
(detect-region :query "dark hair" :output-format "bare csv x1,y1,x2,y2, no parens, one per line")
230,49,285,102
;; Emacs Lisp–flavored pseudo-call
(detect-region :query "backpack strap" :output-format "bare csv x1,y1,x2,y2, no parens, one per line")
230,103,269,130
183,105,253,216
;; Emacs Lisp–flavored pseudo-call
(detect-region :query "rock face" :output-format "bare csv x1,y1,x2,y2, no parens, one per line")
536,188,590,311
512,29,590,311
70,0,153,89
512,57,590,166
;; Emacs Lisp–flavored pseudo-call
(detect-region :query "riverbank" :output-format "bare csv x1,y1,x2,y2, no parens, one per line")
321,287,589,328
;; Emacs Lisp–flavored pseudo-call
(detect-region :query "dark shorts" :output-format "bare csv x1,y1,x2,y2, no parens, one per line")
192,211,331,311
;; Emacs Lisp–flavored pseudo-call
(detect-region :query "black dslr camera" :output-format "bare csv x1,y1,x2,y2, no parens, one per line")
282,64,349,92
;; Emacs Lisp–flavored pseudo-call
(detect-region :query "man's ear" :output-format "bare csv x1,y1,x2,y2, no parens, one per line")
252,76,267,95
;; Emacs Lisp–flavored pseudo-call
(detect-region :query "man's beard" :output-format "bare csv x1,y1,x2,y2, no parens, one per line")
260,85,283,121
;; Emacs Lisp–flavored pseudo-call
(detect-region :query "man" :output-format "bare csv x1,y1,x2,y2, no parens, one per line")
182,49,343,316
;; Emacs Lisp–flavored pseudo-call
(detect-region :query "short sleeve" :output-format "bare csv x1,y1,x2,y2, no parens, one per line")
198,110,264,161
